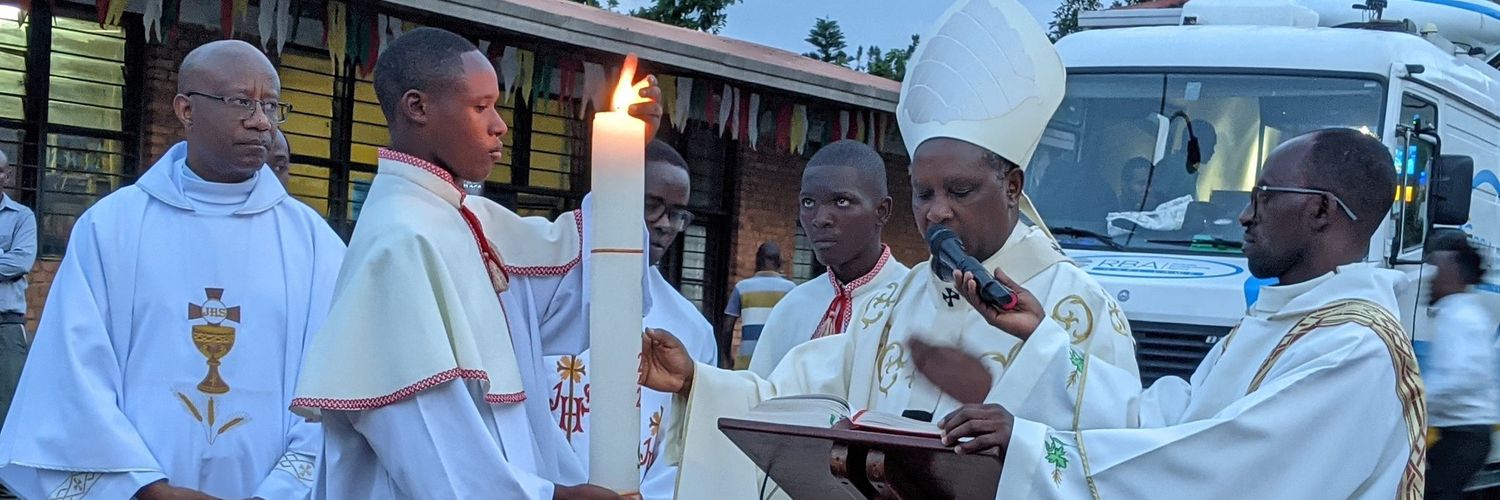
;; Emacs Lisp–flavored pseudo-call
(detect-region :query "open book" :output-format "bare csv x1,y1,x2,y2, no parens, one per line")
740,394,941,438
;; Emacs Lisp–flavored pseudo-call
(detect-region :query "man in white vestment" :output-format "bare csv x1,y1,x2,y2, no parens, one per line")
928,128,1424,499
545,140,718,500
0,40,344,500
748,140,909,377
638,2,1137,497
292,28,659,500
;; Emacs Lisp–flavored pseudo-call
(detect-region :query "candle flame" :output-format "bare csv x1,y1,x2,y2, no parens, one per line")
611,53,652,113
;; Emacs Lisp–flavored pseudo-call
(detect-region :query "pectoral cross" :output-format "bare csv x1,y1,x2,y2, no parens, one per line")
941,288,961,307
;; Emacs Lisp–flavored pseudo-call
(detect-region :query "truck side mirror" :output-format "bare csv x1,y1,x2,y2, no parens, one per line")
1429,154,1473,226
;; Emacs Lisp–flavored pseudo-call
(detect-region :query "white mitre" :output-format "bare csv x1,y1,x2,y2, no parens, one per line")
897,0,1066,233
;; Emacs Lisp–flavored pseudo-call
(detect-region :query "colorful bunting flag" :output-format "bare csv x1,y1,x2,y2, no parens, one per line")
659,76,678,130
604,65,620,111
326,2,347,71
775,103,792,152
255,0,272,49
795,105,810,154
377,14,394,54
833,111,846,143
218,0,232,37
716,84,732,134
674,77,693,132
581,61,604,115
231,0,247,34
689,79,708,124
104,0,127,27
143,0,162,42
362,7,379,75
517,49,535,107
501,46,520,103
747,93,761,150
277,0,293,53
737,89,750,143
163,0,181,45
704,85,719,131
559,57,580,115
727,87,740,141
347,2,377,75
532,54,552,111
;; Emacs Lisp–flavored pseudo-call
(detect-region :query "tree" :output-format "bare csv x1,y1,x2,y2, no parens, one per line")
1049,0,1150,41
570,0,621,9
803,17,850,66
801,18,918,81
629,0,741,34
863,34,919,81
1048,0,1102,41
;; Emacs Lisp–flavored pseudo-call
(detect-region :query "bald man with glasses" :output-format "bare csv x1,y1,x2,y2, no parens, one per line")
0,40,343,500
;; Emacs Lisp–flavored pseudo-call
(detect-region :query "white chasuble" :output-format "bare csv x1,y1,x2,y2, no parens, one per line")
993,264,1423,500
0,142,344,500
545,266,717,500
667,224,1138,500
748,245,910,377
294,150,590,500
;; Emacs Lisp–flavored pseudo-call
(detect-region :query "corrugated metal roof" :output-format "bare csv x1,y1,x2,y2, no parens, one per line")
388,0,903,111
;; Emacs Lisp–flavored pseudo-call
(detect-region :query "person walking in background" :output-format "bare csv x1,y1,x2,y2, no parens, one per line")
1423,229,1499,500
720,242,795,369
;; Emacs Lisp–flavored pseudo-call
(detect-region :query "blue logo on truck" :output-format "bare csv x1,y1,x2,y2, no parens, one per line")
1075,256,1244,279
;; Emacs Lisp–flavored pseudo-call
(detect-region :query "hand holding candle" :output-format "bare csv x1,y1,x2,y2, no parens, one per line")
628,75,663,141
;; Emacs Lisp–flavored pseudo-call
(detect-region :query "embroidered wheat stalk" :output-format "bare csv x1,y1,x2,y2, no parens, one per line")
207,397,217,427
176,392,203,422
1066,350,1085,390
217,417,246,436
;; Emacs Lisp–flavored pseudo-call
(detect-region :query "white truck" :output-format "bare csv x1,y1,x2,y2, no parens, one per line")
1031,0,1500,477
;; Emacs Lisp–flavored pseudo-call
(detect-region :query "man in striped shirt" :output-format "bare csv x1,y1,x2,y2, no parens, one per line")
721,242,796,369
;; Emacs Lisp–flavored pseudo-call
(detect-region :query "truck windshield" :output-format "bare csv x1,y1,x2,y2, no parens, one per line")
1026,73,1385,255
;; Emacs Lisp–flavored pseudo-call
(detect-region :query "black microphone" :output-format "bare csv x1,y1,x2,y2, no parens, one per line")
926,224,1018,311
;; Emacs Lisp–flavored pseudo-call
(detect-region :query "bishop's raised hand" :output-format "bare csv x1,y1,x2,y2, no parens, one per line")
909,337,993,405
639,328,695,395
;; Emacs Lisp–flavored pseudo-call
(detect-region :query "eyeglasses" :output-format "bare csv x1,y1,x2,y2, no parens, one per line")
184,92,292,124
645,196,694,230
1249,185,1359,221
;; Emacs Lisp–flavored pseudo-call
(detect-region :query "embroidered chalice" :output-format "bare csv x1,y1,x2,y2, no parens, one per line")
189,288,240,395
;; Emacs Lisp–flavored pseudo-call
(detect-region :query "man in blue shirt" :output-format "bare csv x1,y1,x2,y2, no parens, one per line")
0,149,35,437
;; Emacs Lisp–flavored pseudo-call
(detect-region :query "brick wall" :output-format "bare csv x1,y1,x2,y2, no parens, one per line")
22,259,58,334
143,25,224,163
725,142,928,299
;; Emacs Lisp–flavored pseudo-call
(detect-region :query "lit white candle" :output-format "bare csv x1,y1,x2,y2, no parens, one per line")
588,53,648,495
